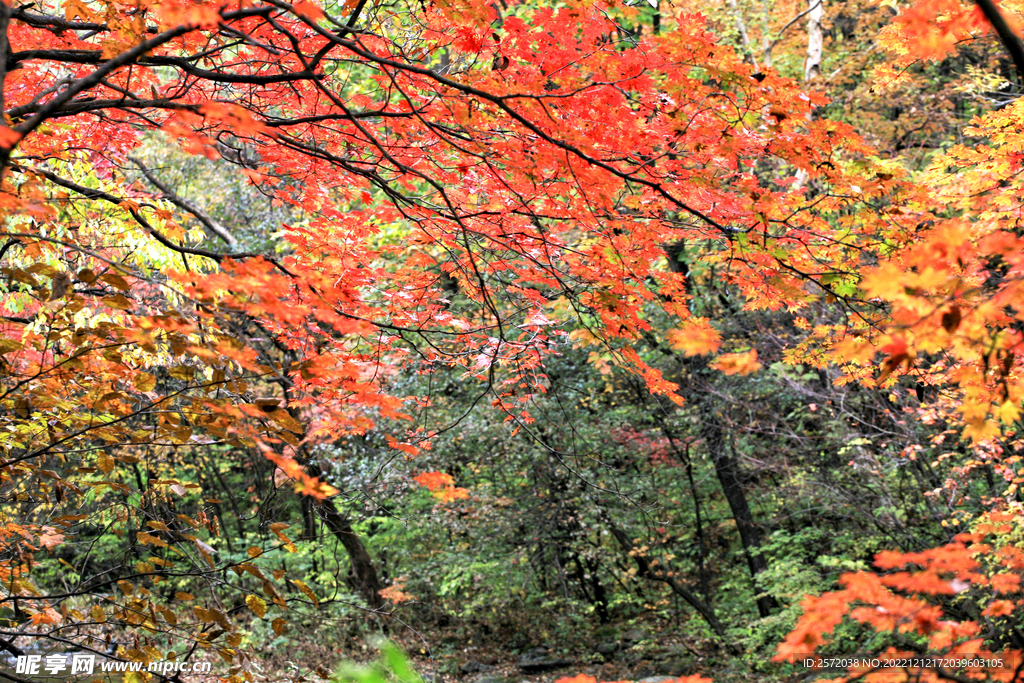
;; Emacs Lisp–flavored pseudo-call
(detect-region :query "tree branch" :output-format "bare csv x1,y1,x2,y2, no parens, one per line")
4,3,278,169
974,0,1024,81
10,164,293,272
0,2,11,115
129,156,238,248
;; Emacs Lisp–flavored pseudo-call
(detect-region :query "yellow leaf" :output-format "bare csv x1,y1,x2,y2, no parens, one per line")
137,532,168,548
269,409,304,434
168,365,194,380
999,400,1020,424
861,262,906,300
134,372,156,392
97,454,114,475
103,294,133,310
963,419,1001,443
238,563,267,581
245,595,267,618
247,546,263,558
291,580,319,608
64,0,99,22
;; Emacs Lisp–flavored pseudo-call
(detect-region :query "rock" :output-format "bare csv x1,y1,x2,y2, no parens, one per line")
595,641,619,658
638,677,676,683
655,659,691,675
461,660,493,675
622,630,646,643
660,644,693,658
517,648,574,673
633,665,658,680
472,676,508,683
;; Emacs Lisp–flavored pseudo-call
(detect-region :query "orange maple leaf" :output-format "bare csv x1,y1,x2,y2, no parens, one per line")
291,0,325,20
667,320,721,357
711,349,761,375
434,486,470,503
413,471,454,491
984,600,1016,617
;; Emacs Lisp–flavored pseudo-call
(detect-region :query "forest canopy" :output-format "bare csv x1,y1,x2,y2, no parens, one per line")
0,0,1024,680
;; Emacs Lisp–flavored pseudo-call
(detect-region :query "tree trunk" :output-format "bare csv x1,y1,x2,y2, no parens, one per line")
794,0,824,189
315,497,384,609
301,495,317,540
727,0,756,69
657,417,713,603
804,0,824,81
683,444,712,603
278,369,385,611
701,416,777,618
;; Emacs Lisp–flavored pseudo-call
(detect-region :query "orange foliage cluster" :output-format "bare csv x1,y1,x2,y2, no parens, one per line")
775,512,1024,681
413,471,470,502
3,0,1024,673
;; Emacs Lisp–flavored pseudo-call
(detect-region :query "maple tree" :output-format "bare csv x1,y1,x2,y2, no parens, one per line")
1,0,1024,675
774,511,1024,682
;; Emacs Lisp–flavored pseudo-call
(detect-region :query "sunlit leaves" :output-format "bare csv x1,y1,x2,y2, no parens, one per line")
245,595,268,618
1,0,1024,671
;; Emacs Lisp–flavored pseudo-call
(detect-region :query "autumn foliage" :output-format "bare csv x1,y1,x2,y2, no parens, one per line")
2,0,1024,675
774,512,1024,681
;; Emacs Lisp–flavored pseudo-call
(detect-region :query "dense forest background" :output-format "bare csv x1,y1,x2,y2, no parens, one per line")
1,0,1023,681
